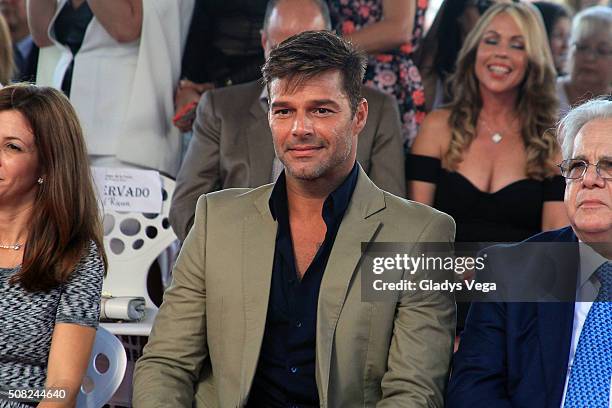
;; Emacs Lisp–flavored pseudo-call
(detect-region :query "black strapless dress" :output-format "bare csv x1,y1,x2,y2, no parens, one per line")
406,154,565,328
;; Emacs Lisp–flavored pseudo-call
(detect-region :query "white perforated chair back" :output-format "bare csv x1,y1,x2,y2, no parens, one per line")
101,175,177,308
76,327,127,408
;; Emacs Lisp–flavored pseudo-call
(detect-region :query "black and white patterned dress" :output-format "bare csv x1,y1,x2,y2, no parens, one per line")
0,241,104,408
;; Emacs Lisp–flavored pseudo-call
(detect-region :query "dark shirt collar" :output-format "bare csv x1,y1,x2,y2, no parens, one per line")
269,163,359,223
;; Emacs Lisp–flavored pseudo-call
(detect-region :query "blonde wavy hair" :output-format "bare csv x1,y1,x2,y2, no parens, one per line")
0,13,13,85
443,2,559,180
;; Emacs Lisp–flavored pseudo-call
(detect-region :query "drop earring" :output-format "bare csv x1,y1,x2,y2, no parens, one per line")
37,177,43,185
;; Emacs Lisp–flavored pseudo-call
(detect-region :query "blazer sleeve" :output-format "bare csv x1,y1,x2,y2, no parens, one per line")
378,212,455,407
170,91,221,241
133,195,210,407
367,92,406,198
445,301,513,408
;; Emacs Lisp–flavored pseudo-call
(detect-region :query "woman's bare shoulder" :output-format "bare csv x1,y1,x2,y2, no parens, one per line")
412,108,452,158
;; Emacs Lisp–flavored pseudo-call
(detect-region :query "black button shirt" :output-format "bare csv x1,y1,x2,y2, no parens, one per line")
247,164,359,408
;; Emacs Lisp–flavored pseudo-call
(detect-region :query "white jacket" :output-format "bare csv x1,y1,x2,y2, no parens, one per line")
45,0,193,176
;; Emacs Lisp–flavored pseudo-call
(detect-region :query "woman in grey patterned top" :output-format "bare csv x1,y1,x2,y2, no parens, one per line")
0,84,106,408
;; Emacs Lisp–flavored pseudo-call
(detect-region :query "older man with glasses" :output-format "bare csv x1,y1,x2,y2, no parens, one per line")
447,97,612,407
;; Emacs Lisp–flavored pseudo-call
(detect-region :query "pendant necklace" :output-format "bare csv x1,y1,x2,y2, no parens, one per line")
479,117,503,144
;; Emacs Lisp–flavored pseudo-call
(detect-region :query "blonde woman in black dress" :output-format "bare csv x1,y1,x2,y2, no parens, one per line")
406,3,569,335
408,3,569,243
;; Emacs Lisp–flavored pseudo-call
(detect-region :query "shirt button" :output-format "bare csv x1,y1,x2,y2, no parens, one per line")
290,366,298,374
296,321,302,328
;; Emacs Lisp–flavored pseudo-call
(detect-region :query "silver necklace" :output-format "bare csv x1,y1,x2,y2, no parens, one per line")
480,117,503,144
0,243,23,250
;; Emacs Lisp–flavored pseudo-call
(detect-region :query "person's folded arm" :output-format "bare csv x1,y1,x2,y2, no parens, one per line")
446,302,513,408
87,0,142,43
170,91,222,241
378,212,456,407
26,0,56,47
344,0,416,54
133,196,209,407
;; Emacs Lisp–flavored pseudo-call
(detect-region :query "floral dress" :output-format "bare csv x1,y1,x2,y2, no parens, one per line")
329,0,428,148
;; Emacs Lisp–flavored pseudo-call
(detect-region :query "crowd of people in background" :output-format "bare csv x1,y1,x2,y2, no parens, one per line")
0,0,604,182
0,0,611,406
0,0,601,184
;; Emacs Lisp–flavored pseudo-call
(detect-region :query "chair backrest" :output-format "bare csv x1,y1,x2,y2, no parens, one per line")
76,326,127,408
101,175,177,308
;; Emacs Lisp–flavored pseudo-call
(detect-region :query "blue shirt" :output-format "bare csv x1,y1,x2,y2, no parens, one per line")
247,164,359,408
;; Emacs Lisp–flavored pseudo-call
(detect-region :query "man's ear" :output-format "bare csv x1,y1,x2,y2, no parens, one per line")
353,97,368,135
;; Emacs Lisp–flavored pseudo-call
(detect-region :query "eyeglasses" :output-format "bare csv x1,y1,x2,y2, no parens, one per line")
558,159,612,180
572,42,612,59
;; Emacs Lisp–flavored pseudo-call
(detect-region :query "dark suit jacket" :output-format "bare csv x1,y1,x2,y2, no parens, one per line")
12,40,39,83
170,80,406,240
447,227,580,408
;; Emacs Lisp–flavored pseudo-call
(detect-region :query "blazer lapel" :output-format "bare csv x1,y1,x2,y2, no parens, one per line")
537,302,575,408
538,229,579,408
316,168,385,404
240,187,277,401
246,90,275,187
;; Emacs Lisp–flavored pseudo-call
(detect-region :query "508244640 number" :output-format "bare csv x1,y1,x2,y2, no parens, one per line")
6,388,67,401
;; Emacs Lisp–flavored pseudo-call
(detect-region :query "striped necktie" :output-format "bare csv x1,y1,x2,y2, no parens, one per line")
564,261,612,407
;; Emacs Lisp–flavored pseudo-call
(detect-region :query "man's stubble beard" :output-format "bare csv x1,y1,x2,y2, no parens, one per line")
279,133,353,181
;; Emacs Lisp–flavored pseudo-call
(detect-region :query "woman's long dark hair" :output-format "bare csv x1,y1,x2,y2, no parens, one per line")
5,84,107,291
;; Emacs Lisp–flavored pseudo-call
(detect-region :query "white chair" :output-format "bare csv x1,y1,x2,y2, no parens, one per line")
76,326,127,408
100,174,178,336
97,174,178,406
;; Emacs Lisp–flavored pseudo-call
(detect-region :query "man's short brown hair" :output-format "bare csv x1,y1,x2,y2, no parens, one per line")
261,30,367,115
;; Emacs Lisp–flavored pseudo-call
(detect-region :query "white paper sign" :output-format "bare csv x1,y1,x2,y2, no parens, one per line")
92,167,163,213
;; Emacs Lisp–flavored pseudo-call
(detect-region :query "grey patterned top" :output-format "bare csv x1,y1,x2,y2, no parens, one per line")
0,240,104,404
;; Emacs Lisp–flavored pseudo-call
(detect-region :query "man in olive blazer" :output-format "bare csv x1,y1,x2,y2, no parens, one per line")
168,0,405,242
170,81,405,241
134,168,455,407
134,30,454,408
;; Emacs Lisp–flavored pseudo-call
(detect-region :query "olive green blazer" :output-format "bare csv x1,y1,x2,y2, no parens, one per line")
133,167,456,407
